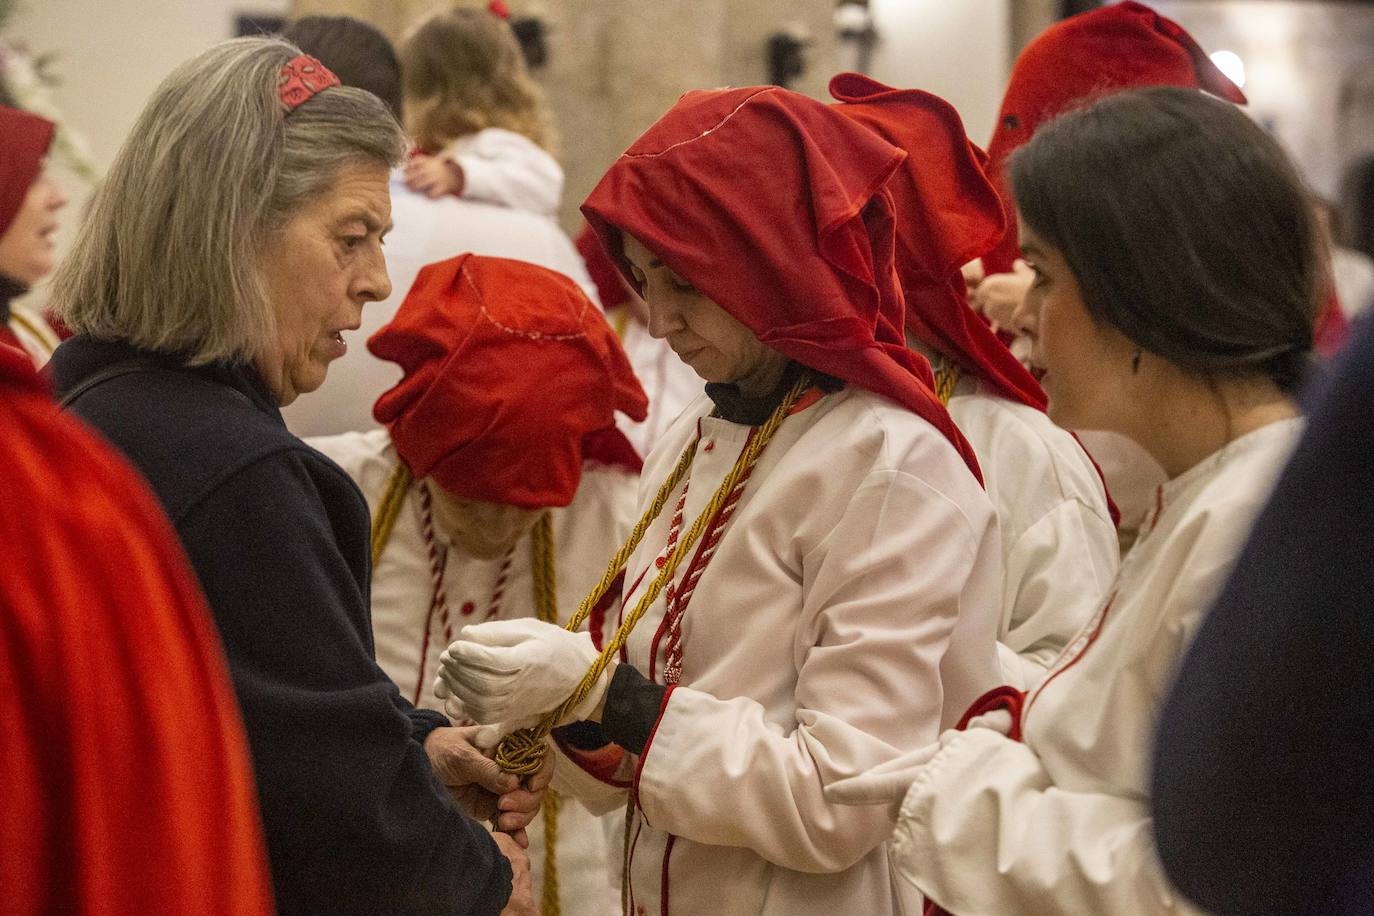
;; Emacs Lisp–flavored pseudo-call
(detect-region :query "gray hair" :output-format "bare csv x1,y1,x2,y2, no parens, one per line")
52,36,406,365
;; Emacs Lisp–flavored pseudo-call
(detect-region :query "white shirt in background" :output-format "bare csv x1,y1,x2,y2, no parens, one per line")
445,127,563,219
1333,246,1374,320
887,418,1302,915
309,429,635,916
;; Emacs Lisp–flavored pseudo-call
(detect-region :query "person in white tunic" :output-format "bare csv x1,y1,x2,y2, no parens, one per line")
311,254,648,916
827,87,1321,915
434,85,1006,916
829,72,1120,689
968,1,1246,556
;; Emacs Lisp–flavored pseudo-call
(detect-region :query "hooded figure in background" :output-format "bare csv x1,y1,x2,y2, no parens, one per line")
0,106,67,365
831,72,1120,689
311,254,647,916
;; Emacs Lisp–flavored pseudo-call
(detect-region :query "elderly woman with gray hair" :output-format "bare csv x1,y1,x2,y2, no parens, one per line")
48,38,536,916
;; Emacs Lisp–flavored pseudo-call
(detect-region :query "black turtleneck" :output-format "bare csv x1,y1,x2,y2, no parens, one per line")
704,361,843,425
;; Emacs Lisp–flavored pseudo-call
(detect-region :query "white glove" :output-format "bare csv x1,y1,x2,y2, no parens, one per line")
825,711,1013,812
434,618,609,728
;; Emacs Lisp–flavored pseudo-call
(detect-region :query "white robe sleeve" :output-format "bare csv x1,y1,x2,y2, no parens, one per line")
891,728,1202,914
446,128,563,217
996,497,1118,688
633,468,999,874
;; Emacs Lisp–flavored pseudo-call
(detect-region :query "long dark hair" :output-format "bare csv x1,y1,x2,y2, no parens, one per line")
1011,86,1318,392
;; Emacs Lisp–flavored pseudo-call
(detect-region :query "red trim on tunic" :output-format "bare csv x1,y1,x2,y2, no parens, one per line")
632,685,678,801
552,733,631,788
660,834,678,916
954,684,1026,742
1025,591,1118,714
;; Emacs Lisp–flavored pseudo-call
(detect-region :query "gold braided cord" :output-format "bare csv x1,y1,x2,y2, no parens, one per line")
371,462,414,568
494,373,814,777
559,434,700,638
933,358,961,407
528,512,562,916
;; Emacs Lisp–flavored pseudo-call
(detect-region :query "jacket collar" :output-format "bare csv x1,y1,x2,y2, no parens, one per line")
48,335,283,422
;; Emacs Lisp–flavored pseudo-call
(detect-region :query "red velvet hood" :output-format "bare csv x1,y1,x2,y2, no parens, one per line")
370,254,648,507
984,0,1247,273
581,85,982,481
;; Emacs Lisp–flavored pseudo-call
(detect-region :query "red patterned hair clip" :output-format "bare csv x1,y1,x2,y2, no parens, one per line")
278,54,341,115
488,0,511,20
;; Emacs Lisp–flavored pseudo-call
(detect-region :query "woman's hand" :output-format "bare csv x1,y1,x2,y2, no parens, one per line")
404,153,465,199
435,619,613,728
493,831,537,915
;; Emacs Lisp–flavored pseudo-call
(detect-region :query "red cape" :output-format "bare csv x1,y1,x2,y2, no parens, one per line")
0,346,273,914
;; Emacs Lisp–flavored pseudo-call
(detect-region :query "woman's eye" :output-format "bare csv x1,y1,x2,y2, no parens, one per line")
669,277,696,293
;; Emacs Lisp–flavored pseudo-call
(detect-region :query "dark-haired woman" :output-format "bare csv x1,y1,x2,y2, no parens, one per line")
827,86,1315,914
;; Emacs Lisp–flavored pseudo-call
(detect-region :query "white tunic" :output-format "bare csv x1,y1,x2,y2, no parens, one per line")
282,174,597,438
556,387,1004,916
947,383,1120,688
888,418,1302,915
309,429,634,916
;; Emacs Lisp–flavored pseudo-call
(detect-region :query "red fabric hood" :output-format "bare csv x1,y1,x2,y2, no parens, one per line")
370,254,648,508
984,0,1247,273
0,106,55,242
581,85,982,482
828,72,1044,410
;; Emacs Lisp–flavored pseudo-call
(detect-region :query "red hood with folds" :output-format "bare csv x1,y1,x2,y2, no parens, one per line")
581,85,982,482
371,254,648,507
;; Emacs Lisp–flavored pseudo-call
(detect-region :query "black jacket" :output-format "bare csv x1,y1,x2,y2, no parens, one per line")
49,337,512,915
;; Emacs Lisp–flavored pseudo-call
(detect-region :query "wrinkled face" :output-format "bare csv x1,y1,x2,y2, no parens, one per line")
258,163,393,406
621,233,787,397
1012,215,1136,431
0,169,66,286
426,481,543,560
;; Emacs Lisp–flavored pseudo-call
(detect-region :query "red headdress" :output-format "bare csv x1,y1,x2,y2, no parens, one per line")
277,54,341,115
828,72,1042,410
370,254,648,508
983,0,1247,274
581,85,982,481
0,106,55,242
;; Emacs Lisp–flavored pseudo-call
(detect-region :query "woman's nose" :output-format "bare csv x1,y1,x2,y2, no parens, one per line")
645,297,682,340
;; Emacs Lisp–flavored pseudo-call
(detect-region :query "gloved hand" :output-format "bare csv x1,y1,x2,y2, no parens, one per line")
825,711,1013,814
434,618,611,729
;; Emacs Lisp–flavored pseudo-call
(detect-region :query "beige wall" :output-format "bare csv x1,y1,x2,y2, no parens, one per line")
290,0,839,231
1148,0,1374,201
